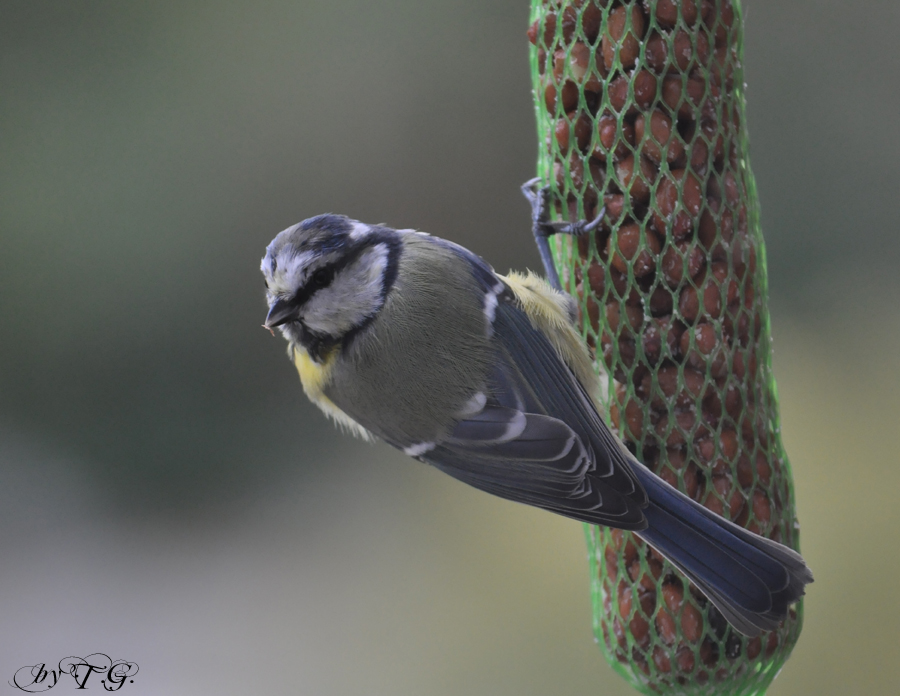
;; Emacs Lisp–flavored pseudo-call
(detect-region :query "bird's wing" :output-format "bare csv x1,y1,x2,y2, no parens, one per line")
415,256,648,529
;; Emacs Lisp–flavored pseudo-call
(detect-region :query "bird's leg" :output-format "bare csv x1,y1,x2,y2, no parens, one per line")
521,178,605,292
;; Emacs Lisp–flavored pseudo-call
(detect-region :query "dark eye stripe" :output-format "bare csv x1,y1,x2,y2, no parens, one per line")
311,267,335,288
291,264,337,307
291,231,401,310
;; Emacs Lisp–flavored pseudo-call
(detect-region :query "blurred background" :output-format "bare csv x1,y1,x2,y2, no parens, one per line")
1,1,898,694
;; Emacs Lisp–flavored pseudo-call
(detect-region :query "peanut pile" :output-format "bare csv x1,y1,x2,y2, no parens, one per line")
528,1,803,692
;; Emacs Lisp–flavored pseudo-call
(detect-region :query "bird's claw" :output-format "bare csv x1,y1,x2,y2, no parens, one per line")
521,178,605,291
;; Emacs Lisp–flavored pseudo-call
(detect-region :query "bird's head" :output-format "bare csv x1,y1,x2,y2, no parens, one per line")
261,214,401,359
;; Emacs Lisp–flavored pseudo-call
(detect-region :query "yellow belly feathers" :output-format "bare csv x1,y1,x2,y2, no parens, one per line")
292,345,373,440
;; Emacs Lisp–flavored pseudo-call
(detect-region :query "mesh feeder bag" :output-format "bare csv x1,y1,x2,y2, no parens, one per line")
527,1,804,694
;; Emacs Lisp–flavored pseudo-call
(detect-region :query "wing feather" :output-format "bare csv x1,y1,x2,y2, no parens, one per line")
417,274,648,529
358,237,649,528
490,299,647,502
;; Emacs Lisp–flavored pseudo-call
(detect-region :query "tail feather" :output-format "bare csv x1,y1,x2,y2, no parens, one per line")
632,462,813,637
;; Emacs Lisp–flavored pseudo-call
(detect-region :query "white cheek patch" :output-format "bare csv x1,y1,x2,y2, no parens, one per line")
302,243,390,336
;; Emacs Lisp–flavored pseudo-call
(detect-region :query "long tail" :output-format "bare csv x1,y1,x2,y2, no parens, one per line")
631,462,813,637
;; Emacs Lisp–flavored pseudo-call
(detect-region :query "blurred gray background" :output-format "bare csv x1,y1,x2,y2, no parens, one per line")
1,1,898,694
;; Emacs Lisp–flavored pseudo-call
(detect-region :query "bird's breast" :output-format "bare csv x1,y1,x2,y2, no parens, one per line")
293,344,335,400
292,344,372,440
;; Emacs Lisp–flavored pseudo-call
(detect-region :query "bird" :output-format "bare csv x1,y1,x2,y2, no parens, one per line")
260,181,812,637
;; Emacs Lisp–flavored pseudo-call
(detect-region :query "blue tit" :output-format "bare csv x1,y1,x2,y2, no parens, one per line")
260,201,812,638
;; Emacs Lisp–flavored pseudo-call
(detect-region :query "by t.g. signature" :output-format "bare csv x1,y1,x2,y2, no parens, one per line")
10,654,138,692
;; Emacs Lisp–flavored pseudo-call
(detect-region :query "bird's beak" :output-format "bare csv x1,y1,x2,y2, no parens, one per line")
264,298,296,329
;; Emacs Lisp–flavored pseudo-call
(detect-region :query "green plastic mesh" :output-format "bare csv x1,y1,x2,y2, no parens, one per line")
526,1,803,694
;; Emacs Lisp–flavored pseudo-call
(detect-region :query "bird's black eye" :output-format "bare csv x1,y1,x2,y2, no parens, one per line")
311,267,334,288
